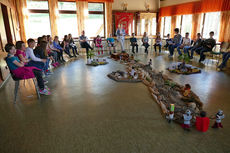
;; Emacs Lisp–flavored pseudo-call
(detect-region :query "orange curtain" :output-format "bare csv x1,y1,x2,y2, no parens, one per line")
191,13,202,40
15,0,27,42
75,0,114,2
170,16,176,37
219,11,230,42
157,17,161,33
76,1,88,34
105,2,112,37
159,0,230,18
48,0,59,38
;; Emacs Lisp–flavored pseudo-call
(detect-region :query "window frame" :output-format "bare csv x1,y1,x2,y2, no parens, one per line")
88,2,105,38
27,0,51,39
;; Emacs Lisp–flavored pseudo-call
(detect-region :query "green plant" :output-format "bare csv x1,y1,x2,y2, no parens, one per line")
178,53,190,63
88,50,95,59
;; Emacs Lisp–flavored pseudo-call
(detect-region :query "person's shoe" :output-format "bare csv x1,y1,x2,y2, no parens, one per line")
44,80,48,84
45,85,50,91
51,63,57,68
46,71,53,75
39,89,51,95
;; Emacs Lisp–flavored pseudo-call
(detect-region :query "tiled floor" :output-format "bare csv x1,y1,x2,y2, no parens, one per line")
0,51,229,153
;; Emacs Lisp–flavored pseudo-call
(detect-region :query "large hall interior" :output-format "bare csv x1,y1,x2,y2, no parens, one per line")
0,0,230,152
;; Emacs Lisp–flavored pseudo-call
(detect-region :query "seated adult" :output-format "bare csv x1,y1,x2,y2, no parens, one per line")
25,39,46,70
168,28,182,57
130,33,138,54
218,48,230,70
53,36,65,62
164,34,172,49
107,34,116,54
68,33,78,57
188,33,202,59
142,32,150,54
177,32,191,56
154,32,162,53
61,35,73,58
195,31,216,62
79,30,93,59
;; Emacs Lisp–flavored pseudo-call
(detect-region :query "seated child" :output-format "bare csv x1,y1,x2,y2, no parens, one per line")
95,35,103,55
164,34,172,49
154,32,162,53
26,39,46,70
130,33,138,54
196,111,210,132
107,34,116,54
15,41,29,63
177,32,191,56
34,41,52,76
5,43,50,95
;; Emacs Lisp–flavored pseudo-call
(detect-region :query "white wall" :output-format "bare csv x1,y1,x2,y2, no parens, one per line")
112,0,160,12
160,0,200,7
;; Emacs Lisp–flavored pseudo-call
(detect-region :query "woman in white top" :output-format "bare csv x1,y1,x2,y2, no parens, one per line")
177,32,191,56
142,32,150,54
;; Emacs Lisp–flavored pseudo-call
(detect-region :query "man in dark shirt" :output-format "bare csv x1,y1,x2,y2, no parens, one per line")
188,33,202,59
130,33,138,53
195,31,216,62
79,30,93,59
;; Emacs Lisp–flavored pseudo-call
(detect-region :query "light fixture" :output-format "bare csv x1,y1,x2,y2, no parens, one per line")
121,2,128,11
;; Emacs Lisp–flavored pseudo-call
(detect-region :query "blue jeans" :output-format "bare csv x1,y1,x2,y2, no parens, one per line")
169,43,180,56
195,46,212,61
219,52,230,68
177,45,190,56
27,61,45,70
43,58,50,72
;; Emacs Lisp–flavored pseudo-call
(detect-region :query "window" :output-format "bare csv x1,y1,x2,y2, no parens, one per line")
160,17,164,37
86,14,104,37
86,3,105,37
58,2,76,11
176,15,182,29
26,0,51,39
203,12,221,40
164,17,171,37
181,15,192,37
88,3,103,12
58,2,78,38
27,0,49,10
151,18,157,35
160,17,171,37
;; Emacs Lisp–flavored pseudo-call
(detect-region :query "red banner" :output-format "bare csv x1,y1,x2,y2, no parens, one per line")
115,12,133,35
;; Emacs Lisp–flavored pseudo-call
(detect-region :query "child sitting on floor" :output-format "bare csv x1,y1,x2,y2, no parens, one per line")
5,43,50,95
95,35,103,55
196,111,210,132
